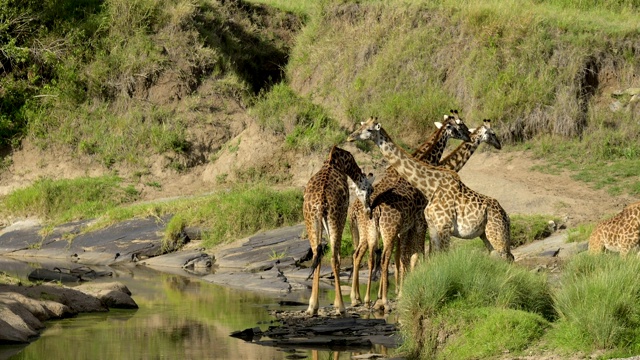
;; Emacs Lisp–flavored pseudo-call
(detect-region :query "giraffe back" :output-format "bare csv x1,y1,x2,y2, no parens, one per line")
588,201,640,255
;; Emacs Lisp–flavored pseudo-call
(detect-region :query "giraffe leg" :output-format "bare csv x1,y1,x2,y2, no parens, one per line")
364,241,376,305
350,236,368,306
331,247,345,315
373,236,394,313
394,235,402,296
483,205,514,261
305,217,322,316
330,226,346,315
306,245,321,316
364,221,379,306
588,228,605,254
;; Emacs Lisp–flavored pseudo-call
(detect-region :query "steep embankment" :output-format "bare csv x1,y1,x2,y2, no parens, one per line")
1,1,639,225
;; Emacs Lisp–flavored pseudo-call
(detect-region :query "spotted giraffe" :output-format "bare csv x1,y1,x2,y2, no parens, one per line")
303,145,374,316
588,201,640,255
348,117,514,268
349,112,470,311
397,118,503,274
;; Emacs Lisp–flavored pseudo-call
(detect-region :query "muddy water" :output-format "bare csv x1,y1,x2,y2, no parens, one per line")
2,263,395,360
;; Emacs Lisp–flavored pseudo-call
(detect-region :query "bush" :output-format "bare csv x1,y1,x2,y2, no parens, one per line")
196,184,304,247
251,83,346,153
550,254,640,352
398,247,554,359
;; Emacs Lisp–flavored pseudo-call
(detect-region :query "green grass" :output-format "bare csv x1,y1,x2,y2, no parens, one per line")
437,307,550,360
397,247,640,359
397,247,554,359
510,214,559,247
549,254,640,353
566,222,596,243
251,82,346,153
0,176,139,224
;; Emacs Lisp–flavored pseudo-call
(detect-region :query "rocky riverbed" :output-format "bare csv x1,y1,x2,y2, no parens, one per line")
0,215,589,355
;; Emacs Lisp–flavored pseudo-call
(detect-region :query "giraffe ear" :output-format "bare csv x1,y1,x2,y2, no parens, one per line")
434,121,443,129
443,115,448,120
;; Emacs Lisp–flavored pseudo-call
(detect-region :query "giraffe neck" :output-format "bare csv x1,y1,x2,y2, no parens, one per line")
329,147,369,188
438,131,482,172
373,127,450,196
411,126,447,166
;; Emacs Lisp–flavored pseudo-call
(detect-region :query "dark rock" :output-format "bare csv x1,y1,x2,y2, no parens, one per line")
28,268,81,283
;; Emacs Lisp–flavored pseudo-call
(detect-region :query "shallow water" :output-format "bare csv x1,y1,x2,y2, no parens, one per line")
0,261,396,360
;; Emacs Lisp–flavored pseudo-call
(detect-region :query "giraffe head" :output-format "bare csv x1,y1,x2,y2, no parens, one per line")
329,146,375,215
468,119,502,150
434,113,472,143
354,173,375,216
347,116,382,143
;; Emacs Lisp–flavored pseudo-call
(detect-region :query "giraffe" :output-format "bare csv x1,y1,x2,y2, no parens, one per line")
588,201,640,255
366,117,504,311
349,112,471,311
303,145,374,316
396,118,504,275
347,117,514,270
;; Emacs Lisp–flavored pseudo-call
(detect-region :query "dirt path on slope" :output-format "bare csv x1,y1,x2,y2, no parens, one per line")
457,150,637,228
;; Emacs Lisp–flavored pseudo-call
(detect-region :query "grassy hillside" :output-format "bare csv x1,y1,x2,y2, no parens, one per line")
277,0,640,194
2,0,640,193
0,0,300,169
1,0,639,236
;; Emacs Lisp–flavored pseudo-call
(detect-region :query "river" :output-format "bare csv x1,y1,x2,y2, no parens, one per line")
0,259,396,360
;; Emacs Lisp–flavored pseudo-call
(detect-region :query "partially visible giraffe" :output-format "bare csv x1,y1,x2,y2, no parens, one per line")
349,111,471,311
347,117,514,271
303,145,374,316
588,201,640,255
397,118,503,276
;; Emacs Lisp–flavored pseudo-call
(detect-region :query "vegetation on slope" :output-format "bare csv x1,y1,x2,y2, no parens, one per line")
1,0,300,168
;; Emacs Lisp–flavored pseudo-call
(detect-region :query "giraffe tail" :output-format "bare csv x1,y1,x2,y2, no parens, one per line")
306,243,325,280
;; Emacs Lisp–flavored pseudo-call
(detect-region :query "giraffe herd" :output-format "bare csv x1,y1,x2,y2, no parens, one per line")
302,111,640,316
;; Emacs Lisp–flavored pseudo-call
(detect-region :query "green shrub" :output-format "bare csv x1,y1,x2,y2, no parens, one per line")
566,222,595,243
550,254,640,352
398,247,554,358
437,307,550,360
196,185,304,247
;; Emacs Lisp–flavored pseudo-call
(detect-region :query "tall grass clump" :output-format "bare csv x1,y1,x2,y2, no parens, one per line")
251,83,346,153
550,254,640,353
186,184,304,248
398,247,554,359
0,176,139,223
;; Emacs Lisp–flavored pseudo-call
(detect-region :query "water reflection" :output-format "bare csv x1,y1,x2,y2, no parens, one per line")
1,261,397,360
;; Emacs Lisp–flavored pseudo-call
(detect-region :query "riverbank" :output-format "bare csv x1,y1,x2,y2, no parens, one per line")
0,279,137,344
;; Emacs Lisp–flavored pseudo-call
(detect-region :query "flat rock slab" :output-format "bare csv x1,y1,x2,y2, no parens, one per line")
141,250,213,276
512,232,588,260
233,313,399,351
1,217,169,265
214,224,310,270
201,224,318,294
